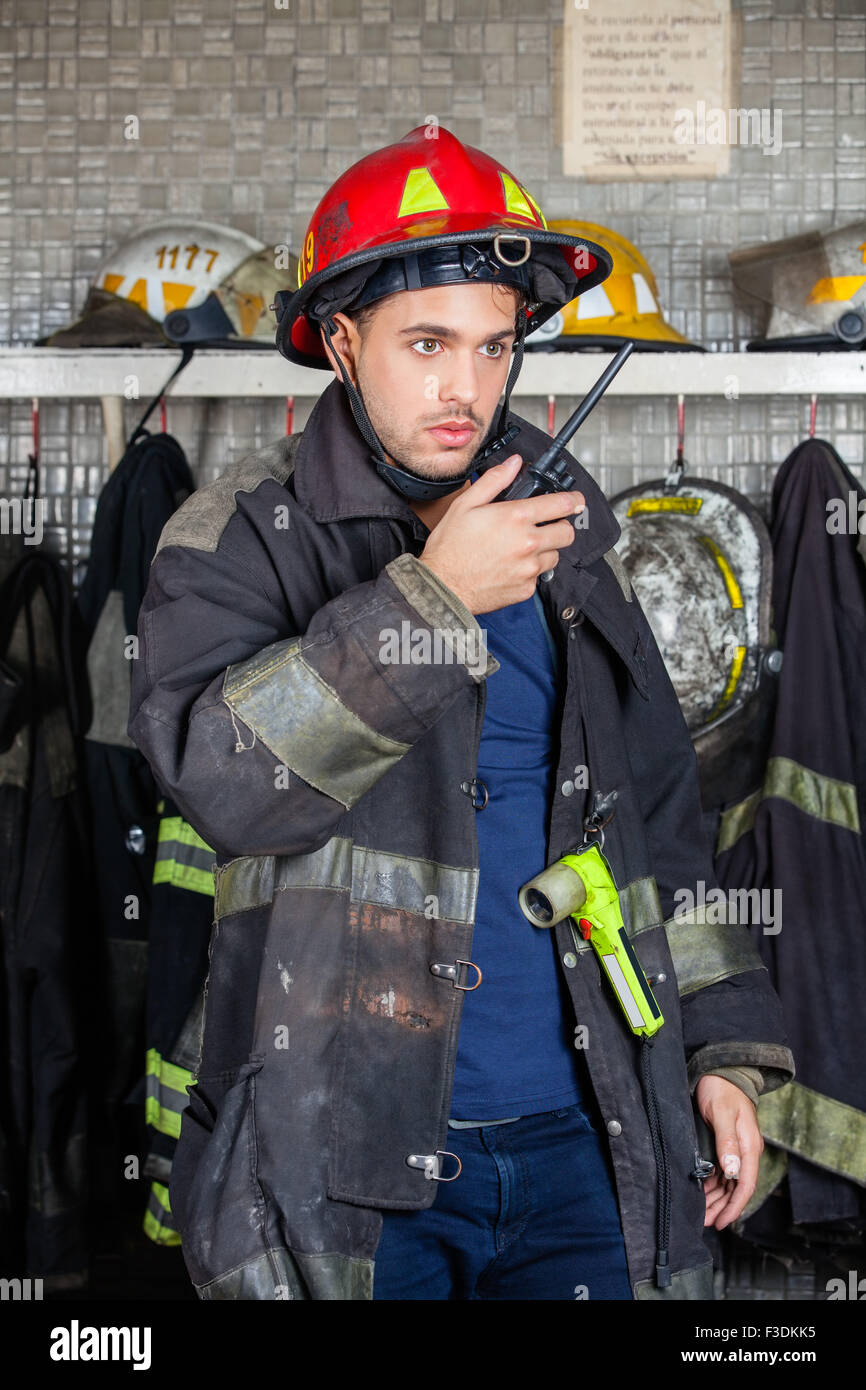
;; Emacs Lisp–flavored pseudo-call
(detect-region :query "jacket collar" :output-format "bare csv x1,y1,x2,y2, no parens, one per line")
292,376,621,568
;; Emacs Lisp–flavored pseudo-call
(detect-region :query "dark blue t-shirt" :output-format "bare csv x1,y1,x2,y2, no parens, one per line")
449,579,587,1120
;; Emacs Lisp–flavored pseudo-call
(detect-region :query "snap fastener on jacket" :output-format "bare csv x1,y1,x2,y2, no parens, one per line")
430,959,482,991
460,778,488,810
405,1150,463,1181
539,569,555,581
125,824,146,855
561,605,576,620
562,952,577,969
561,780,574,796
607,1119,622,1137
690,1150,715,1182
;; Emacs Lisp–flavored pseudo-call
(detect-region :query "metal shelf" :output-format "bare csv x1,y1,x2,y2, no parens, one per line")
1,347,864,399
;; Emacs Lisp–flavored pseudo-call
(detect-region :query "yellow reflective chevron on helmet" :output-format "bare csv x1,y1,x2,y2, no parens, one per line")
807,275,866,304
397,168,450,218
500,172,548,229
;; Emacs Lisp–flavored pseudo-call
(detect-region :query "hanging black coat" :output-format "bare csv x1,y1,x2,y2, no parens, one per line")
0,552,94,1287
76,430,196,1120
713,437,866,1230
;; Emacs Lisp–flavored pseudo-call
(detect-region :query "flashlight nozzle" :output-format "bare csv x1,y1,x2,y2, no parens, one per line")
518,860,588,928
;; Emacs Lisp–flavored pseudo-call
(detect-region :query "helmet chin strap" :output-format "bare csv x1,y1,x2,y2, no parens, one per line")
321,314,528,502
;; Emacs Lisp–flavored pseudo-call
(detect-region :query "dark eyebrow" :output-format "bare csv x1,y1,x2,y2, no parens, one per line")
398,323,517,342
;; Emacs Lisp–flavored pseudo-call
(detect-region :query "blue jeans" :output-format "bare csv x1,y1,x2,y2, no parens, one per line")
371,1101,634,1300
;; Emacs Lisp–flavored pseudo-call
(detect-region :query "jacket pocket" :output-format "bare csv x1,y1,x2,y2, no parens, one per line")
170,1056,267,1286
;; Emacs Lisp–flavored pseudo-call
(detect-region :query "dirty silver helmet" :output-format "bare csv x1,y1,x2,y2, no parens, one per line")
729,220,866,350
609,477,782,808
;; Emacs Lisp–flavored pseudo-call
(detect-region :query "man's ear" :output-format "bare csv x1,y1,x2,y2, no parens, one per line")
320,312,360,387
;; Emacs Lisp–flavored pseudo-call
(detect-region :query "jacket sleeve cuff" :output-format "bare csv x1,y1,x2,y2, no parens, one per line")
384,553,498,683
693,1065,765,1107
687,1042,796,1099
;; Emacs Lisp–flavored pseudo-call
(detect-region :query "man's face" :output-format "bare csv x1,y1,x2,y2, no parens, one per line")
322,280,519,482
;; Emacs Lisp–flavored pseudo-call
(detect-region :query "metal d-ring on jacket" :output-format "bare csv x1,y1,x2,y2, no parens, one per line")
128,377,795,1301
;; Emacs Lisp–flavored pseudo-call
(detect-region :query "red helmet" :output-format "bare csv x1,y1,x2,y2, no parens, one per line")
274,124,612,368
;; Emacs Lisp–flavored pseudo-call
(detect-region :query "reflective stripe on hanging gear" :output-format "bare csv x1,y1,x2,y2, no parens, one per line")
145,1047,194,1140
715,755,861,855
142,1180,182,1247
152,814,215,896
757,1082,866,1185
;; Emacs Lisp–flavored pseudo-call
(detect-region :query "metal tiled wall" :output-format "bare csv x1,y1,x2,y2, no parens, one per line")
0,0,864,589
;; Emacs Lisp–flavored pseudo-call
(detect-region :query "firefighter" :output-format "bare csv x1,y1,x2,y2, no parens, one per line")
129,125,794,1301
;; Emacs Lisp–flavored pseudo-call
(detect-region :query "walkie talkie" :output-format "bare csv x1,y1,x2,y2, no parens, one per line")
478,340,635,503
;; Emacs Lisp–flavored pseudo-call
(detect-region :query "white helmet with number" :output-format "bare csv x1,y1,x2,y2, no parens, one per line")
43,219,298,348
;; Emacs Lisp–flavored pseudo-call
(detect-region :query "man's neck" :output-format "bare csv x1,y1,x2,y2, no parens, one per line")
407,478,472,533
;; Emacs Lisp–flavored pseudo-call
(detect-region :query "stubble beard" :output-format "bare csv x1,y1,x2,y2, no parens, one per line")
356,359,494,482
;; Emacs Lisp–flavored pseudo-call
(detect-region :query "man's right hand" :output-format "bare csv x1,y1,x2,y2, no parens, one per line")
417,454,587,615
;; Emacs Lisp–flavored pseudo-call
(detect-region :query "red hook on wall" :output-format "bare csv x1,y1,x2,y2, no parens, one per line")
30,397,40,464
26,396,40,497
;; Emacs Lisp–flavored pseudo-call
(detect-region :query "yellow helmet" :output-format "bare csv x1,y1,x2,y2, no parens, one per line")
525,220,702,352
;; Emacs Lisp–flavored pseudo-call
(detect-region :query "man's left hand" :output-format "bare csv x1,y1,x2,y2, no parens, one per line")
694,1074,764,1230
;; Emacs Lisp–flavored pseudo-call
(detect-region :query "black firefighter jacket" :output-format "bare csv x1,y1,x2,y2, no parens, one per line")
128,377,795,1301
77,430,196,1117
0,551,93,1287
713,438,866,1231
